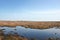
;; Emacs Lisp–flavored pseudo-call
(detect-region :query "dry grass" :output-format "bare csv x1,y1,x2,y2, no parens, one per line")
0,21,60,29
0,30,28,40
0,34,28,40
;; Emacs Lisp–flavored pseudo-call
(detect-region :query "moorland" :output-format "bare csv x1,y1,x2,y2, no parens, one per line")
0,21,60,29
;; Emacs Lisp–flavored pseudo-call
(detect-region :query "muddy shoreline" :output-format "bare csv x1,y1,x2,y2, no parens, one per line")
0,21,60,29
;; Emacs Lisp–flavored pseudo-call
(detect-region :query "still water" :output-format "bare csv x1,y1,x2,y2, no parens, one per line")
0,26,60,40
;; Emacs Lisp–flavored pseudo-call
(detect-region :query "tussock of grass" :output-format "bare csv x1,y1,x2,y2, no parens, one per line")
0,21,60,29
0,30,28,40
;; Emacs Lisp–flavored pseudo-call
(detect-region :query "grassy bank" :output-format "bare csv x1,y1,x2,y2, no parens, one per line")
0,30,28,40
0,21,60,29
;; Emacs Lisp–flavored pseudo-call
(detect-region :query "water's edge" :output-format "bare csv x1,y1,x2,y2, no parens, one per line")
0,26,60,40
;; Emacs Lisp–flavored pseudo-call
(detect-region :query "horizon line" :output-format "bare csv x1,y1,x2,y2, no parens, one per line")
0,20,60,22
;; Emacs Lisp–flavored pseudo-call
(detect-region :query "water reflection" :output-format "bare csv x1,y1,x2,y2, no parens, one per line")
0,26,60,40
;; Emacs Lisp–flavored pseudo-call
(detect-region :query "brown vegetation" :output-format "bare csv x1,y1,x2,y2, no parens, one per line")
0,30,28,40
0,30,60,40
0,21,60,29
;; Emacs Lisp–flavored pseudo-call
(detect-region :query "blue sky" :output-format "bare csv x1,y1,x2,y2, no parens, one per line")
0,0,60,21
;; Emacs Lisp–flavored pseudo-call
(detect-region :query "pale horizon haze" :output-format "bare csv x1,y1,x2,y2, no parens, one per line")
0,0,60,21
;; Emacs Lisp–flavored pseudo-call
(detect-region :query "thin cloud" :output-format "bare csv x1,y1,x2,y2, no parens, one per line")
31,10,60,15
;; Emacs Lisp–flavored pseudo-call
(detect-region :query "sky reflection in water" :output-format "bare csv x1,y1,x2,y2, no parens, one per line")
0,26,60,40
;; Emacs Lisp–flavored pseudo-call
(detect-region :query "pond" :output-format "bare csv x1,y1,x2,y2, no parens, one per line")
0,26,60,40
